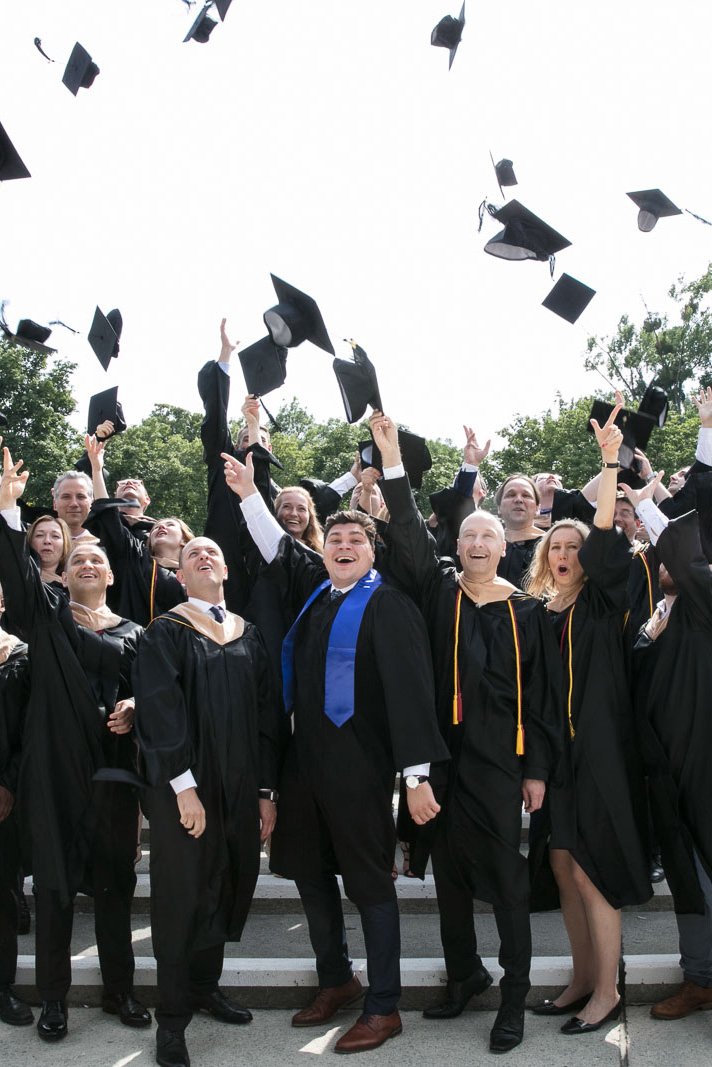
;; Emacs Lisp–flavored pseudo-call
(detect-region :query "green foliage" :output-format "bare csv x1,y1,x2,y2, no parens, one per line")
0,338,82,505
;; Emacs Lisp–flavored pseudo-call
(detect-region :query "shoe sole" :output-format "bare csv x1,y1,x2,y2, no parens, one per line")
291,991,364,1028
37,1028,68,1042
334,1024,403,1053
102,1004,153,1028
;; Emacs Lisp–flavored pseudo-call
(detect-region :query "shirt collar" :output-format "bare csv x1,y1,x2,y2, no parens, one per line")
188,596,227,615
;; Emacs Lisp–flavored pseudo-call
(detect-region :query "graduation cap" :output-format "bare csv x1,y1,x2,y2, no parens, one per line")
587,400,657,470
490,152,517,198
542,274,596,324
87,386,127,438
360,429,433,491
0,305,56,354
238,336,288,397
264,274,335,355
333,340,382,424
0,121,31,181
638,381,668,428
88,306,122,371
484,200,571,264
184,5,218,43
215,0,233,18
627,189,682,232
62,43,100,95
431,2,466,69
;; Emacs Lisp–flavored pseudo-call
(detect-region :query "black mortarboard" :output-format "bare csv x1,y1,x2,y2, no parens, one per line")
333,340,383,424
627,189,682,232
88,306,121,371
360,429,433,490
184,5,218,43
542,274,596,324
238,336,288,397
484,200,571,262
638,382,668,428
62,43,100,95
431,2,466,69
0,122,31,181
215,0,233,19
0,306,56,354
588,400,657,470
490,152,517,198
87,386,127,438
264,274,335,355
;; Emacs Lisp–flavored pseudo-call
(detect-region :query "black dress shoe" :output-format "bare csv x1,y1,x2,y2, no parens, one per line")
102,991,152,1027
423,964,493,1019
530,992,592,1015
37,1000,68,1041
489,1004,524,1053
0,986,33,1026
560,1000,621,1035
156,1026,190,1067
191,989,252,1024
650,854,665,884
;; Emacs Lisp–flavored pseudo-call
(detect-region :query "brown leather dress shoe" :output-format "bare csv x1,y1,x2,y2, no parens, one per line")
291,976,363,1027
651,980,712,1020
334,1011,402,1054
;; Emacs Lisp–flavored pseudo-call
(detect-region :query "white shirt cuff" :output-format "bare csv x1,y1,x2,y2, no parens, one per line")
697,426,712,465
217,361,230,375
636,497,669,546
170,770,197,794
403,763,430,777
461,462,478,473
329,471,358,495
0,507,22,532
383,463,405,480
240,491,284,563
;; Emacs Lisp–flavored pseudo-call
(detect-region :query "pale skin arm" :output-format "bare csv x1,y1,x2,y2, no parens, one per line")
107,697,135,735
219,317,237,365
634,448,671,502
369,410,402,468
85,433,109,500
692,385,712,428
590,395,624,530
222,451,259,499
0,445,29,511
618,471,665,509
522,779,546,814
406,781,441,826
177,787,206,839
240,395,261,448
259,798,277,841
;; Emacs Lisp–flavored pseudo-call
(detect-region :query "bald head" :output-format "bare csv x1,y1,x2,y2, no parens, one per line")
457,510,506,581
176,537,227,603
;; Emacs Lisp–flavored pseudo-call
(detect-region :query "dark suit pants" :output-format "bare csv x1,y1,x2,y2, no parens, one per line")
431,823,531,1008
155,941,225,1032
0,816,21,986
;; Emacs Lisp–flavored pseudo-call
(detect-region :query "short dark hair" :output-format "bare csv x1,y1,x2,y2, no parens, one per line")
494,473,540,508
323,509,377,551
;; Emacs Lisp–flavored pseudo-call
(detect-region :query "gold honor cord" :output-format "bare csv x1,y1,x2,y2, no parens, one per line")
565,604,576,740
150,558,158,622
452,588,463,725
507,600,525,756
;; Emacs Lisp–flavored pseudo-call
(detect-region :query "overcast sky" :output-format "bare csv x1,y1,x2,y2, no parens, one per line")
2,0,712,449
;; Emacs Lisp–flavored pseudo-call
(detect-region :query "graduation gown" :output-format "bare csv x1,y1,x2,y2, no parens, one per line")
381,475,568,909
0,517,142,905
0,642,30,905
633,511,712,914
133,613,280,955
497,536,542,588
267,536,449,906
547,524,651,909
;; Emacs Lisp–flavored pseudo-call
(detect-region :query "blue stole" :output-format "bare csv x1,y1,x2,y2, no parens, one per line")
281,569,383,727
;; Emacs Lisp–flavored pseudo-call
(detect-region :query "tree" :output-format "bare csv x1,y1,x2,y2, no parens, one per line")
0,338,82,506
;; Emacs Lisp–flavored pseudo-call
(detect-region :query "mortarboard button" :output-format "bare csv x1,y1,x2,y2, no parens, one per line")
490,153,517,198
638,382,668,428
238,336,288,397
184,5,218,43
626,189,682,232
62,43,100,96
0,121,31,181
333,340,383,424
87,386,127,438
264,274,335,355
542,274,596,324
431,2,466,69
360,428,433,491
88,306,121,371
484,200,571,262
588,400,657,470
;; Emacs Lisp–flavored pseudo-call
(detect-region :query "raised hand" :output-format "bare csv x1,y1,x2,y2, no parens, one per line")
0,446,28,510
634,448,653,480
219,318,237,363
692,386,712,428
590,399,623,460
85,433,106,471
619,471,665,509
222,451,257,498
369,411,400,467
95,419,115,441
463,425,491,466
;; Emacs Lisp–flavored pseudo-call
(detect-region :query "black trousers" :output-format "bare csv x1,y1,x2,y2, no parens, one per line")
0,815,21,987
296,873,401,1016
431,821,531,1008
155,941,225,1032
34,783,138,1001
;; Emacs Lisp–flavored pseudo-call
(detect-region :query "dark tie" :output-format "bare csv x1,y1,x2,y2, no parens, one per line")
209,605,225,623
330,587,345,602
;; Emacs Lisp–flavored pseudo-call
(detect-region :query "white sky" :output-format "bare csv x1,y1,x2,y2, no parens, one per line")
2,0,712,446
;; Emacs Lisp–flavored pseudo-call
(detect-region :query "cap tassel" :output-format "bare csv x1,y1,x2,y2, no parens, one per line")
549,254,556,278
259,396,281,432
516,721,525,756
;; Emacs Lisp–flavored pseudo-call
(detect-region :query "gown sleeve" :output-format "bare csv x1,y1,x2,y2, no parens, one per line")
133,620,196,786
656,510,712,631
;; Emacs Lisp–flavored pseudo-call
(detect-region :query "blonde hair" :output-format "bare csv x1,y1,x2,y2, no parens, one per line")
525,519,590,599
274,486,324,553
27,514,72,573
147,517,195,558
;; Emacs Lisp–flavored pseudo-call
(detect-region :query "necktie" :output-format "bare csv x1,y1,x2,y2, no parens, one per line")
209,605,225,623
330,587,345,602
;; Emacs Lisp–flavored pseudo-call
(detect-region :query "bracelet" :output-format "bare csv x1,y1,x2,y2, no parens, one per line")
601,461,620,469
258,788,279,803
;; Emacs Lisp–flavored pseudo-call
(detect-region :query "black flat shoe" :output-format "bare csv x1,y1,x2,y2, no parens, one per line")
489,1004,524,1053
156,1025,190,1067
102,991,152,1027
530,992,592,1016
191,989,252,1024
0,986,33,1026
423,963,493,1019
560,1000,621,1034
37,1000,68,1041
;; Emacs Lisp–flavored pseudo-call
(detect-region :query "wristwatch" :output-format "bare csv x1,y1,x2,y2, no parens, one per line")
405,775,429,789
258,788,279,803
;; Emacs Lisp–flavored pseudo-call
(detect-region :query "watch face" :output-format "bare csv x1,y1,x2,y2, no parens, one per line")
405,775,419,789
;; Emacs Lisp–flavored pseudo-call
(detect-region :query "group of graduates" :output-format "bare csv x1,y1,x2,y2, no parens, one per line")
1,321,712,1067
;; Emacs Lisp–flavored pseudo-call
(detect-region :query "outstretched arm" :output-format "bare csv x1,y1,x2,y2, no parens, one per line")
590,397,624,530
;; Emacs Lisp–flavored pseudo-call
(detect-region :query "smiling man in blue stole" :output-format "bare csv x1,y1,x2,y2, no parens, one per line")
223,454,449,1055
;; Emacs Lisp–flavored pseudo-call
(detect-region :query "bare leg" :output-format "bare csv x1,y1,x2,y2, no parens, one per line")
549,849,595,1006
570,859,621,1024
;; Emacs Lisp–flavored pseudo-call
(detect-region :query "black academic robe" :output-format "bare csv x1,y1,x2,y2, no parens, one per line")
133,615,280,955
659,468,712,562
267,535,449,906
0,643,30,904
547,525,652,909
626,542,661,638
381,475,568,910
633,511,712,914
497,536,542,588
0,517,142,905
85,501,186,626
